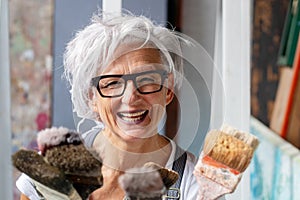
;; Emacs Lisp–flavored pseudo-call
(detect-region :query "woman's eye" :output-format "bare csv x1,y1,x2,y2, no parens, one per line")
101,80,123,89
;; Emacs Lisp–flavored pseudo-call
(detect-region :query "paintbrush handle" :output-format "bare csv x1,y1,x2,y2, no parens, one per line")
194,153,242,200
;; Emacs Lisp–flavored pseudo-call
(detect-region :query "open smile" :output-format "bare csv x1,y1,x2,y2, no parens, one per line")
117,110,149,124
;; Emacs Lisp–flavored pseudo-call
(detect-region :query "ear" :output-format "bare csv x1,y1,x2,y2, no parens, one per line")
165,73,175,106
166,89,174,106
91,101,98,113
89,88,99,113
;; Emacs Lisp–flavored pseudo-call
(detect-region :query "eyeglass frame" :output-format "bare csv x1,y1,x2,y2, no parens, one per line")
91,69,169,98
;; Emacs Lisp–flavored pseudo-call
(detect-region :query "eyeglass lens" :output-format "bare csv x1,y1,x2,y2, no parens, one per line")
97,70,166,97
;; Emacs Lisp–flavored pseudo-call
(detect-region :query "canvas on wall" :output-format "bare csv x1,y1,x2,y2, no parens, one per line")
9,0,54,198
250,117,300,200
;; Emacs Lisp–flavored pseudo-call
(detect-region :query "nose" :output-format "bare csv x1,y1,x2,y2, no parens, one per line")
121,80,140,104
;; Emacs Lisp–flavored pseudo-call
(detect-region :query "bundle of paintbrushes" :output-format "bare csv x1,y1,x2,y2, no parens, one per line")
12,127,103,200
193,125,259,200
119,162,179,200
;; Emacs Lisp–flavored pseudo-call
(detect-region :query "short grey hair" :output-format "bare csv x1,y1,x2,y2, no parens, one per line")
63,11,190,120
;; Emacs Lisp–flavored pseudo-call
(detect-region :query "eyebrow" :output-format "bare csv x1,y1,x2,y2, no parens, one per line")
98,69,167,78
100,64,166,76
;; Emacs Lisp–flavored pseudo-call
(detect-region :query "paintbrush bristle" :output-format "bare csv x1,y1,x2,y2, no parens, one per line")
13,127,103,200
220,124,259,149
12,150,74,195
144,162,179,189
203,127,259,172
118,166,166,199
194,125,259,199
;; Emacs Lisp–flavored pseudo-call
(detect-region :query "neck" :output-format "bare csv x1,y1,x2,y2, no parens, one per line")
93,129,172,171
103,128,169,153
89,165,125,199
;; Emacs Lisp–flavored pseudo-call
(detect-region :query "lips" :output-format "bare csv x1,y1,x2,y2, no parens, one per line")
117,110,148,123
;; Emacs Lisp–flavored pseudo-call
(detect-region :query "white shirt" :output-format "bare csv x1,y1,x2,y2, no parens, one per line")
165,140,199,200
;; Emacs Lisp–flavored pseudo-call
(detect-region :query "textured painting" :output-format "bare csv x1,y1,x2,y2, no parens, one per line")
293,155,300,199
250,117,300,200
9,0,54,199
9,0,53,152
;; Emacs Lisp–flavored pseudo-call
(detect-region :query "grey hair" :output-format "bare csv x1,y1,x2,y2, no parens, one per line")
63,11,191,120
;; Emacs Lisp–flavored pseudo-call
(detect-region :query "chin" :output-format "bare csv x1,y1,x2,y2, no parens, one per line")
119,128,157,141
116,118,154,137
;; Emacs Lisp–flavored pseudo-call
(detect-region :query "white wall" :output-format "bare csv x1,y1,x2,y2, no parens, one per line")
213,1,251,199
181,0,252,199
178,0,218,155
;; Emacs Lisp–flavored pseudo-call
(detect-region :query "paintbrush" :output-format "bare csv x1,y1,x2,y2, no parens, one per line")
12,127,103,200
194,125,259,200
143,162,179,189
12,149,80,199
118,164,169,200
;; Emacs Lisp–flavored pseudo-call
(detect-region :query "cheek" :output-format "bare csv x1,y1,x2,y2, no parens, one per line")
149,103,166,123
97,100,117,123
147,93,167,119
151,90,168,106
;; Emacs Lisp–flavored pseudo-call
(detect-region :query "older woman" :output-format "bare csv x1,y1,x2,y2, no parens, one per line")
17,12,199,200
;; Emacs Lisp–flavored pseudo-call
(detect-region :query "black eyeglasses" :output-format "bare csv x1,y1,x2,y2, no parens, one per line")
91,70,168,98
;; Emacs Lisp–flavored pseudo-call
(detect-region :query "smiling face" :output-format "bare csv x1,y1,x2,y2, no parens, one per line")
92,48,174,142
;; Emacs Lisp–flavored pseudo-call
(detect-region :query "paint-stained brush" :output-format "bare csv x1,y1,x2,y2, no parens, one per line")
12,127,103,200
143,162,179,189
119,165,167,200
194,125,259,200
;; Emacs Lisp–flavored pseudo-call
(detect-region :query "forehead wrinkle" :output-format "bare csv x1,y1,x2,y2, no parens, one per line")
103,48,163,74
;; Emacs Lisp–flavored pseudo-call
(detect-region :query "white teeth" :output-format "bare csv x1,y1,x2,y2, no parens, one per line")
122,116,142,122
120,110,146,118
119,110,147,122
